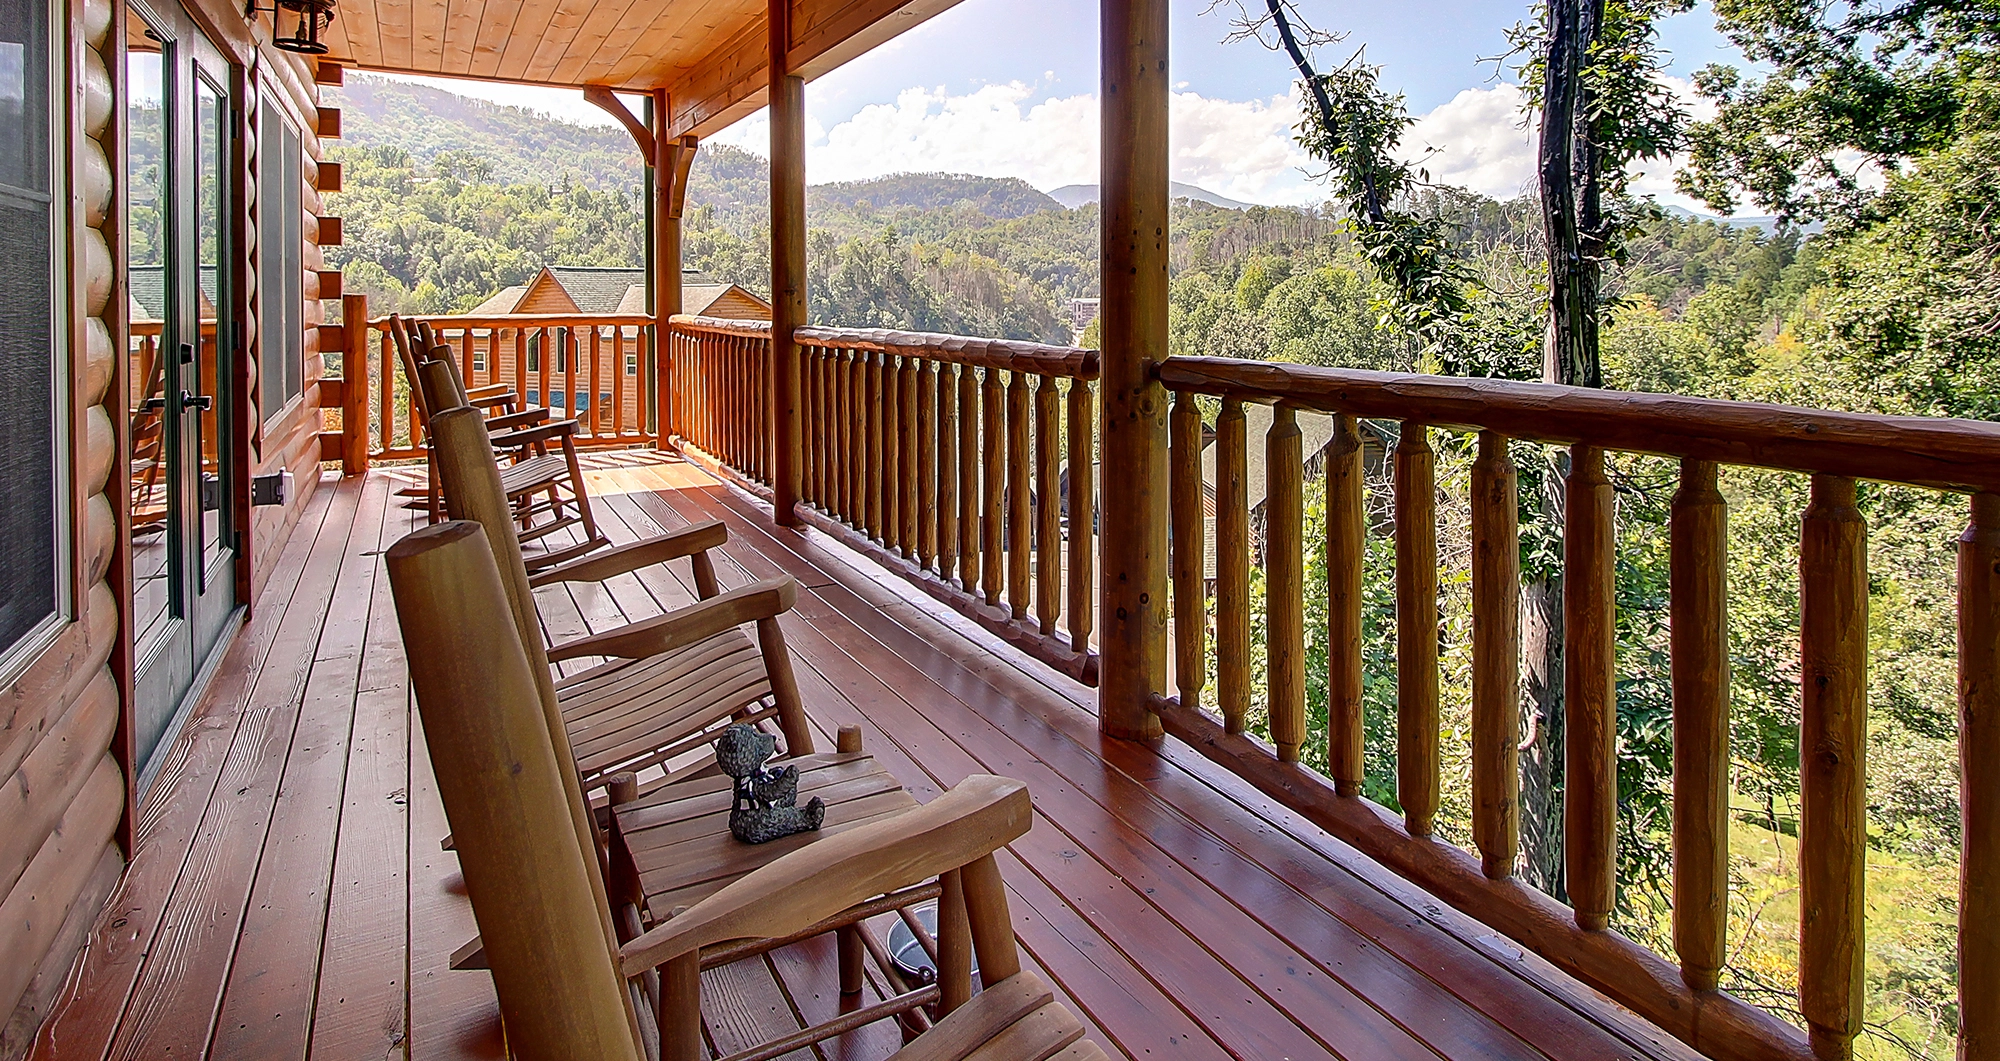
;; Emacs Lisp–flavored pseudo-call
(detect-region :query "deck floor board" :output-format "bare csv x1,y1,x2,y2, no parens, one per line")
32,453,1699,1061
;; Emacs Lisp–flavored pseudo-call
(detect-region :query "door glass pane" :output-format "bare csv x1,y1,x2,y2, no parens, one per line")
125,7,169,647
0,0,58,658
195,75,222,571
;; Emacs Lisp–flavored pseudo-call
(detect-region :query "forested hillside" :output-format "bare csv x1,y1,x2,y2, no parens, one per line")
320,67,1988,1060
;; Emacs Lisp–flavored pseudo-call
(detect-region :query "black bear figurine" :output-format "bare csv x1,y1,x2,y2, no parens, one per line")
715,723,825,844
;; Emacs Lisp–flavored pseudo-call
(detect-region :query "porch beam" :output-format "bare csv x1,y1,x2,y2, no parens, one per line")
1095,0,1169,741
661,0,962,140
769,0,806,523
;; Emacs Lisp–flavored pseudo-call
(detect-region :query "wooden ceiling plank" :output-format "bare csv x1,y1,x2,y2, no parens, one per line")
467,0,528,76
494,0,566,78
585,0,730,89
406,0,449,68
376,0,416,69
440,0,485,73
521,0,602,83
608,7,751,87
558,0,675,87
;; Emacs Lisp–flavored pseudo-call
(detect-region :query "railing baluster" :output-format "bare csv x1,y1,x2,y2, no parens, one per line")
1066,380,1093,656
938,365,959,580
460,328,473,393
1565,444,1617,929
588,327,603,437
1800,474,1867,1061
982,368,1004,607
958,364,979,591
851,350,867,536
866,351,884,540
1962,491,1999,1061
1170,390,1205,709
837,350,854,522
918,362,938,570
514,326,527,408
1672,459,1729,984
380,327,398,454
563,327,577,432
1472,431,1521,878
883,354,902,550
899,357,919,558
800,347,816,505
1327,413,1365,796
1267,405,1305,763
1215,399,1249,735
1007,370,1031,619
1035,375,1061,637
1396,423,1439,837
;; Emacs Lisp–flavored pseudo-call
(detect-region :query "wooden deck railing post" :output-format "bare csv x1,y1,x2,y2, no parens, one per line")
1471,431,1518,877
340,293,369,474
1096,0,1169,740
1067,380,1095,657
1672,459,1730,988
1565,444,1617,930
1267,405,1305,762
768,0,804,524
1327,413,1365,795
1170,390,1204,709
1961,491,2000,1061
1215,399,1250,735
1800,474,1868,1061
1395,423,1439,837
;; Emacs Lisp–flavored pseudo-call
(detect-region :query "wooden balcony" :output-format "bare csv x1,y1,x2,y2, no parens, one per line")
29,450,1706,1061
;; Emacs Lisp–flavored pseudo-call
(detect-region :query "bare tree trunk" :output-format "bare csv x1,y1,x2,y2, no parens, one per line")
1520,0,1605,898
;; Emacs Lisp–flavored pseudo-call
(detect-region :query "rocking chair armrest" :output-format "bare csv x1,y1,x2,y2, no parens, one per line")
618,774,1032,977
486,418,580,450
466,382,514,400
484,408,551,432
527,520,727,587
547,576,796,663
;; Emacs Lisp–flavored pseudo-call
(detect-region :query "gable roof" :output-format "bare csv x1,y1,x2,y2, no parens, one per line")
128,265,219,320
545,266,645,314
1201,403,1340,514
466,285,527,315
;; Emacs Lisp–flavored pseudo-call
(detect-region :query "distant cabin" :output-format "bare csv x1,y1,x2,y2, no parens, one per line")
444,269,771,429
465,266,771,321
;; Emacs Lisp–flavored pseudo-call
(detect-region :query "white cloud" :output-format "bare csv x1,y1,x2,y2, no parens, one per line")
711,82,1319,204
1399,83,1538,200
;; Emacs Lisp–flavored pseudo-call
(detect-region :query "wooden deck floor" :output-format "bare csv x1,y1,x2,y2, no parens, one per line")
31,450,1702,1061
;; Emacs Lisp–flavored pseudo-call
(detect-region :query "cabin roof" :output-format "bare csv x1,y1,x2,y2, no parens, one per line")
545,266,644,314
127,264,219,320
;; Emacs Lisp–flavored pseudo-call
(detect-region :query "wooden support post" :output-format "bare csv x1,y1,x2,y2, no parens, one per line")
1097,0,1169,741
937,867,973,1015
1961,491,2000,1061
1395,423,1439,838
960,853,1022,989
384,522,641,1061
1215,400,1250,735
1800,474,1867,1061
1067,381,1094,656
1565,444,1617,931
1267,405,1305,762
653,113,685,443
1327,414,1365,796
341,293,370,474
768,0,805,524
1170,390,1205,709
1672,459,1729,989
1471,431,1519,878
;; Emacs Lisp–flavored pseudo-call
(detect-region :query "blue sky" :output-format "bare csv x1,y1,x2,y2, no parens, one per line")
394,0,1747,209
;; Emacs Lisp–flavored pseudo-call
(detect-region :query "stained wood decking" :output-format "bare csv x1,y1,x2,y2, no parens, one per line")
32,451,1701,1061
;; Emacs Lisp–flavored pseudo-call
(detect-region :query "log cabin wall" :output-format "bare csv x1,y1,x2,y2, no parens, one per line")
0,0,130,1049
0,0,327,1048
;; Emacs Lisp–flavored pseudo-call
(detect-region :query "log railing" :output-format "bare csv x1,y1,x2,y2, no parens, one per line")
361,312,656,459
666,315,1100,683
1151,355,2000,1061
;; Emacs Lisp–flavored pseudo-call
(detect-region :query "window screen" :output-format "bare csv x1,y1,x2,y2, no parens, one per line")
0,0,61,661
258,100,302,423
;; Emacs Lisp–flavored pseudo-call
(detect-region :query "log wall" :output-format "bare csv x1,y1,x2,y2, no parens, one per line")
0,0,128,1049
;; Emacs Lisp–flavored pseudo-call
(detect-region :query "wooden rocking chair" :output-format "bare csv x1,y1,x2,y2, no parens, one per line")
387,518,1103,1061
393,314,610,569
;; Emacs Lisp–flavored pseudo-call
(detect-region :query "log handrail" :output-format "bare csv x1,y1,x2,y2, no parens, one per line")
665,317,1099,686
1158,355,2000,493
1155,353,2000,1061
669,315,1100,380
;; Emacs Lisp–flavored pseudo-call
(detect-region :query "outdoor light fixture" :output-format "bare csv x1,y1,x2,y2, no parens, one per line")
247,0,336,54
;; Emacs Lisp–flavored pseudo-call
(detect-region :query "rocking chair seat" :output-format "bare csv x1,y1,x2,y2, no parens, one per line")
614,750,917,915
555,627,776,786
498,451,572,494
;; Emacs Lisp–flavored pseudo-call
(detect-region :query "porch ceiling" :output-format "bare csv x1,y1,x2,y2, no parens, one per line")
322,0,960,138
